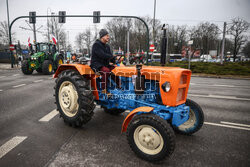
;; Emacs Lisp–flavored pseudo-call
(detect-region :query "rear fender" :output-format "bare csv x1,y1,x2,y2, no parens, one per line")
53,64,99,100
54,64,95,78
121,106,154,133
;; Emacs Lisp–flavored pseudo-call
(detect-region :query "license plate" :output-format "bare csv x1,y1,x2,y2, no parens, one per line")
30,63,35,67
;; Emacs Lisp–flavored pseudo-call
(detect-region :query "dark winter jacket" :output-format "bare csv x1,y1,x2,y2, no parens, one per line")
90,39,115,72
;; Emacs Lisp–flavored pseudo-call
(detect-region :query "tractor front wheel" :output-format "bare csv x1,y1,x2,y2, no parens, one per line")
21,60,33,75
55,70,95,127
173,99,204,135
127,114,175,162
42,60,54,75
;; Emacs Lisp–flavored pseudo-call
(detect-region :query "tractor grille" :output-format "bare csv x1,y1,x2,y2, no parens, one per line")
176,73,189,105
177,88,186,102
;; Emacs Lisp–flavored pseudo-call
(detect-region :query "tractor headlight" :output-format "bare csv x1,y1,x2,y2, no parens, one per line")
162,82,171,92
34,57,37,60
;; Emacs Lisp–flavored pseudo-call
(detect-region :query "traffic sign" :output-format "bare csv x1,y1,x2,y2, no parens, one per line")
149,44,155,52
188,40,193,45
9,44,15,51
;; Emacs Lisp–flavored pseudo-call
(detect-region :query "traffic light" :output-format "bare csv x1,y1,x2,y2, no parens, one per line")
29,12,36,24
59,11,66,23
93,11,100,23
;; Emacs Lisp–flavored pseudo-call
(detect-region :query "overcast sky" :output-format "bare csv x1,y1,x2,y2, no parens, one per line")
0,0,249,49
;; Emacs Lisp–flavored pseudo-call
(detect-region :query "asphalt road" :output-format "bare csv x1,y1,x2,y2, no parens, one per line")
0,68,249,167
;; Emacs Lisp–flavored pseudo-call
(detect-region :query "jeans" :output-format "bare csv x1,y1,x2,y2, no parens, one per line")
99,66,120,90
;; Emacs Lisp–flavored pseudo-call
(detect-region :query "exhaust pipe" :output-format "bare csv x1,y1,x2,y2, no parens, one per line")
135,64,145,94
160,24,168,66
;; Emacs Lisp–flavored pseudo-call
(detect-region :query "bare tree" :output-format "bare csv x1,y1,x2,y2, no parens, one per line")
168,25,188,54
224,38,234,56
105,16,160,53
75,27,97,55
75,32,84,53
189,22,219,55
0,21,15,45
242,41,250,58
67,44,73,52
228,17,249,61
133,16,162,52
105,18,132,52
58,30,67,51
44,17,67,50
82,28,92,55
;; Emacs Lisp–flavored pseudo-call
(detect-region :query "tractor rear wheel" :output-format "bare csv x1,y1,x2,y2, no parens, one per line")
173,99,204,135
103,107,125,115
21,60,33,75
55,70,95,127
55,56,64,70
127,114,175,162
42,60,54,75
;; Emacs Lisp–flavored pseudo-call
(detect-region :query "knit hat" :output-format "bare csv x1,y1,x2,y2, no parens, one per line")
99,29,109,38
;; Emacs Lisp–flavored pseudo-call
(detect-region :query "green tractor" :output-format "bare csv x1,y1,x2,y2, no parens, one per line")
22,42,64,75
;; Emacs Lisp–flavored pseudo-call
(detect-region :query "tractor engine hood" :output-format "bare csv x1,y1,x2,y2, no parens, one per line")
31,52,44,59
112,66,192,107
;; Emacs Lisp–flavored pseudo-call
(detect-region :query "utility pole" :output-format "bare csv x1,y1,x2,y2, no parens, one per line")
33,23,37,42
153,0,156,45
220,22,226,65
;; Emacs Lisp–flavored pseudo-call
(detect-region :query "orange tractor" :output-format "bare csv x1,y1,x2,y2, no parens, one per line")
53,26,204,162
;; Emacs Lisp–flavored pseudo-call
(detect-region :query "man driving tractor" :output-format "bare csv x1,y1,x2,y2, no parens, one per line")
90,29,120,94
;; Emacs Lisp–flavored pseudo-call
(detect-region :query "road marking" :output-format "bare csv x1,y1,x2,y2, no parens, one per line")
204,122,250,131
0,136,27,159
220,121,250,128
13,84,26,88
208,94,237,99
212,84,235,88
33,79,43,83
0,76,6,79
190,83,250,89
189,94,250,101
0,90,3,92
12,74,20,77
39,109,59,122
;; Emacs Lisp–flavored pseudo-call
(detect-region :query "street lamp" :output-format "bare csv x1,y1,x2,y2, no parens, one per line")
6,0,14,68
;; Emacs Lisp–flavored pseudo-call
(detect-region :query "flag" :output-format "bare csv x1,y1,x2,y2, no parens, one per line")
52,35,57,45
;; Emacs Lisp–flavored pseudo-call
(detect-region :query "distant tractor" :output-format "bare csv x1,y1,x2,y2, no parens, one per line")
21,42,64,75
